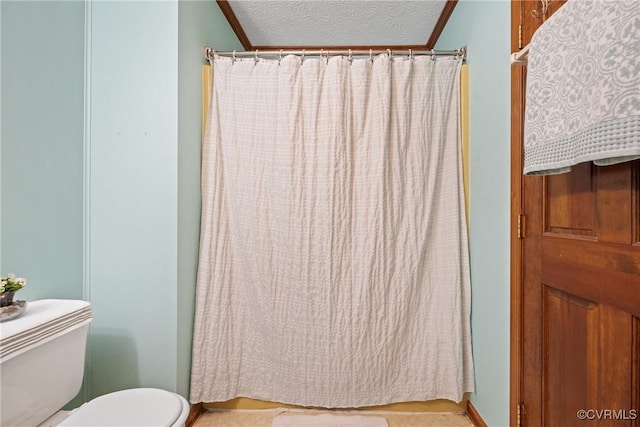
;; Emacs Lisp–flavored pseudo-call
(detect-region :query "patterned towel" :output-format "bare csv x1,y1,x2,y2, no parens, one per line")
524,0,640,175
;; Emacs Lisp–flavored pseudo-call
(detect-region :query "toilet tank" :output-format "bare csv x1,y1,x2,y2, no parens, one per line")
0,300,92,427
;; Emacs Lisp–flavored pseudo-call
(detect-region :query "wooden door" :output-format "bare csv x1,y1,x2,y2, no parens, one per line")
511,1,640,426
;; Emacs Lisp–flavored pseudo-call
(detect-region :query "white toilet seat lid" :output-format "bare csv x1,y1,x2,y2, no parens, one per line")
58,388,187,427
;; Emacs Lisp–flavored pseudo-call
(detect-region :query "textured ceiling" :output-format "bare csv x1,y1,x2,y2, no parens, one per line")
221,0,454,49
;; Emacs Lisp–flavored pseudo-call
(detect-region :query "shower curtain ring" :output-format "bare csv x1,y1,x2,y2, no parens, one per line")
255,49,259,65
431,49,435,61
369,49,373,62
348,49,352,63
204,47,214,62
302,49,305,64
279,49,283,65
409,49,413,60
232,50,236,64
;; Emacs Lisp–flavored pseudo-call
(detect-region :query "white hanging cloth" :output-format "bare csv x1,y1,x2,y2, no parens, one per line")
190,53,474,407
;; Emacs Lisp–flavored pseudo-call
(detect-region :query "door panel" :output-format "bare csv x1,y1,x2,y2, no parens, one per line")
512,1,640,426
545,163,596,238
542,289,637,427
596,164,635,244
543,287,596,427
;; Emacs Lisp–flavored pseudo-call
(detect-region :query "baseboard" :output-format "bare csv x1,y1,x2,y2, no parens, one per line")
186,402,204,427
466,401,488,427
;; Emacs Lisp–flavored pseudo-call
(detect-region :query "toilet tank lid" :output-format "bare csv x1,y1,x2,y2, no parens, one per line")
58,388,189,427
0,299,92,362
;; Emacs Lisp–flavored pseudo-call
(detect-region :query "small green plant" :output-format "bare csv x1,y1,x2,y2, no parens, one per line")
1,273,27,293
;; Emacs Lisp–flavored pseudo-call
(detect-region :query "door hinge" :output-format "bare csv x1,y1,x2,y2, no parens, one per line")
517,214,526,239
517,402,525,427
518,24,523,49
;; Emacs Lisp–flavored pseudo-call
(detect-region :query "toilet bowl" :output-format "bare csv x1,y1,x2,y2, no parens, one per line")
0,300,190,427
56,388,190,427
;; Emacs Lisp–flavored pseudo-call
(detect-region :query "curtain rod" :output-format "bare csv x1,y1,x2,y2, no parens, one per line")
204,46,467,62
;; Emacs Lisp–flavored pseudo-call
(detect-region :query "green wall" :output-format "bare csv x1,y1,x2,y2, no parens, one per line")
436,1,511,426
87,0,180,398
1,1,85,302
1,0,240,403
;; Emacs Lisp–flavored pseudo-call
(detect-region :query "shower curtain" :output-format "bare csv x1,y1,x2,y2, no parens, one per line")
190,53,474,407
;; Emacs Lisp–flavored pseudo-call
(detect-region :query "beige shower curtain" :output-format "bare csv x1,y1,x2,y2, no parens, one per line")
201,63,470,230
191,54,474,408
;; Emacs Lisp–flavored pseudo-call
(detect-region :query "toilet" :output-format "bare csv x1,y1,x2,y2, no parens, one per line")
0,300,190,427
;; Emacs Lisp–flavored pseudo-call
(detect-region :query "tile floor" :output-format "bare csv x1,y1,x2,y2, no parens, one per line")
194,408,475,427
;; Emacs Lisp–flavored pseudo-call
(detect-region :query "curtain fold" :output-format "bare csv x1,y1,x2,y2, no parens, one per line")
191,54,474,407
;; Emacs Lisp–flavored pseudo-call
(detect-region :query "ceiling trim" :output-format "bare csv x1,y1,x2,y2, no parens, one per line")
216,0,458,51
217,0,252,50
426,0,458,49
